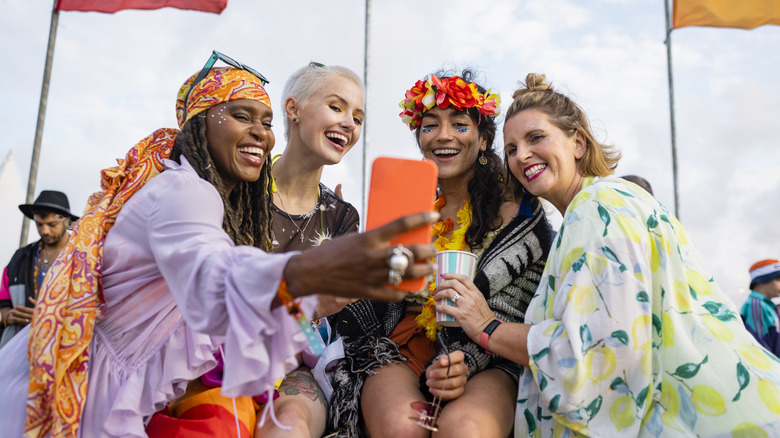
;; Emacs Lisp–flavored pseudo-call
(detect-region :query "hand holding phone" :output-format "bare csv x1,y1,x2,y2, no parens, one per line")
365,156,438,291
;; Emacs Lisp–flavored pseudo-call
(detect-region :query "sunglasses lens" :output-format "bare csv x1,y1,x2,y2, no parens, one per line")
244,66,269,85
215,51,241,70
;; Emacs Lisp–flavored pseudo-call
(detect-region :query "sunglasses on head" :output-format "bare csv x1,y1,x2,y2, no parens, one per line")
184,50,270,108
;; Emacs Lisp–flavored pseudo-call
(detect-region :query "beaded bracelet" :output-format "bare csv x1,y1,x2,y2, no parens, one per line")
277,279,325,355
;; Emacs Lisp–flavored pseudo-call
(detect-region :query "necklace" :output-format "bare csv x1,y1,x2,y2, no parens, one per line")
275,190,319,244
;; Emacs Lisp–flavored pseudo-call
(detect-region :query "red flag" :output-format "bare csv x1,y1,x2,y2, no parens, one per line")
55,0,227,14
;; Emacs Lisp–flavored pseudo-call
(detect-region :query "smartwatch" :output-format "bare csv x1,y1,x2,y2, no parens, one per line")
479,319,502,354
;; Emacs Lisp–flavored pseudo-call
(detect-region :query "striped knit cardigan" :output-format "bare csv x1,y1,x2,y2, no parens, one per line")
326,200,554,437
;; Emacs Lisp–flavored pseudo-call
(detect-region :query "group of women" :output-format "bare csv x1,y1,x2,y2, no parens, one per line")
0,51,779,438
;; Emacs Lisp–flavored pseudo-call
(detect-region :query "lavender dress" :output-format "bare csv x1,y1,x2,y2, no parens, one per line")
0,157,316,437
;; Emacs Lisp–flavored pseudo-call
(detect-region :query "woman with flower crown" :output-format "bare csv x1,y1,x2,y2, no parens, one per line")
326,69,554,437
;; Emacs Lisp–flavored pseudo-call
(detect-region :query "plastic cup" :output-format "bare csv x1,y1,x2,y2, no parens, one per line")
435,250,478,327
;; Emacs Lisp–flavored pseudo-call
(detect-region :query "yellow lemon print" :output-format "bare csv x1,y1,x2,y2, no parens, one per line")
587,252,608,275
661,378,682,430
662,312,675,347
596,188,626,207
670,217,689,245
544,323,561,337
672,280,692,313
731,422,769,438
569,284,599,314
758,379,780,414
691,385,726,416
632,314,652,349
701,315,734,342
560,248,585,278
687,270,712,297
568,191,591,212
586,346,617,384
563,365,589,393
617,215,643,243
609,395,636,431
640,343,653,379
736,345,772,371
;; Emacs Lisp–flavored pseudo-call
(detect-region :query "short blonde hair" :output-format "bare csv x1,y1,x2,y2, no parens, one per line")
504,73,620,200
281,63,363,139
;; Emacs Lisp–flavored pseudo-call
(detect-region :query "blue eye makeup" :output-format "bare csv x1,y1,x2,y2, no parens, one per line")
422,127,434,133
456,126,469,134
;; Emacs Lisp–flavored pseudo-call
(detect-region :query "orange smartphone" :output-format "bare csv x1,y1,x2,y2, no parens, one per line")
365,156,438,291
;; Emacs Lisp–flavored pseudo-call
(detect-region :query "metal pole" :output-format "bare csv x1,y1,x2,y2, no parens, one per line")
664,0,681,219
361,0,371,226
20,1,60,246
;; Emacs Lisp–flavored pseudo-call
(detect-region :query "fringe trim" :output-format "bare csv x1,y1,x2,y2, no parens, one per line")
326,336,403,438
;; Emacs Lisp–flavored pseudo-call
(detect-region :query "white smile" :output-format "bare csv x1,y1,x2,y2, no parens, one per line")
525,163,547,179
326,132,348,146
433,149,459,156
238,146,265,158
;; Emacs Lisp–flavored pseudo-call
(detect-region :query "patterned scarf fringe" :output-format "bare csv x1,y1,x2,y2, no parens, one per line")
327,336,403,438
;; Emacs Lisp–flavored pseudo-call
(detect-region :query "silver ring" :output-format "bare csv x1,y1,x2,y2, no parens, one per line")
386,245,414,277
388,269,403,286
452,293,461,305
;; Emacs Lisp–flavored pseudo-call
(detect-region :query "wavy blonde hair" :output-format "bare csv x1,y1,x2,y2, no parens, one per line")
504,73,620,200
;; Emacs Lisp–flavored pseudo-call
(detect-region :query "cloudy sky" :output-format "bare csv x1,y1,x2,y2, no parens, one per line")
1,0,778,307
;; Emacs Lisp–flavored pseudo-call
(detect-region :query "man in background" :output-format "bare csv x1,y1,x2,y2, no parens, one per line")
0,190,79,348
620,174,654,196
740,259,780,357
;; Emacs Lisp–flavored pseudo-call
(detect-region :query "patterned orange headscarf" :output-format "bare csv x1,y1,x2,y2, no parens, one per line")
25,66,271,438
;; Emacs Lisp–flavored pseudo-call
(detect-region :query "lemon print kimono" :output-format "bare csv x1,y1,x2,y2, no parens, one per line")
516,176,780,437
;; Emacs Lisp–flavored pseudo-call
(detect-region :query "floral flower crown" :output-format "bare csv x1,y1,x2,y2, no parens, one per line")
398,74,501,130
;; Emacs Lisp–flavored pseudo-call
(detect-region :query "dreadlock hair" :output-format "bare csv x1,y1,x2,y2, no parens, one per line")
414,68,504,250
171,113,275,252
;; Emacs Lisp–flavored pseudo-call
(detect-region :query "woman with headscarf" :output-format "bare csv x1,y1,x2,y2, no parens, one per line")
0,51,437,438
436,72,780,436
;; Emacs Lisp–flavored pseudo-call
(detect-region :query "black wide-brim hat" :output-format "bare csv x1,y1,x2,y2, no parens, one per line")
19,190,80,222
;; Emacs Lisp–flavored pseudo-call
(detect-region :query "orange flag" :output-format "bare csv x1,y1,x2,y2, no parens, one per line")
673,0,780,29
55,0,226,14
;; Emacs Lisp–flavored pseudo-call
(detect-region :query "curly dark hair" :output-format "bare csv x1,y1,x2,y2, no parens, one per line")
413,68,504,250
170,114,275,252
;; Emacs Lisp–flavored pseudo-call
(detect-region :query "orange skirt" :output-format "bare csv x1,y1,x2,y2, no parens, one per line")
389,312,436,377
146,378,259,438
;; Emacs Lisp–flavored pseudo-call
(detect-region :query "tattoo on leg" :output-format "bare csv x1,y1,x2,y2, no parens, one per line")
279,369,327,408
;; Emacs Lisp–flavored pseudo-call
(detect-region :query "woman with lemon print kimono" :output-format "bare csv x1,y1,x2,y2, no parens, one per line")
435,73,780,437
